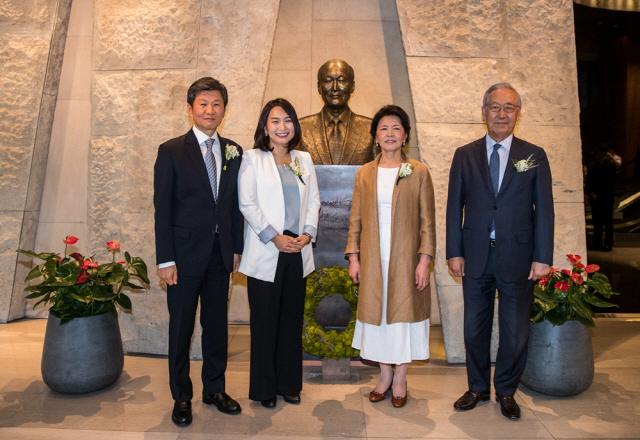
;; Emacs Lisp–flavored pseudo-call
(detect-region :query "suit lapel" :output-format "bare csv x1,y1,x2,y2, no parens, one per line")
185,129,215,203
472,137,494,195
496,137,520,198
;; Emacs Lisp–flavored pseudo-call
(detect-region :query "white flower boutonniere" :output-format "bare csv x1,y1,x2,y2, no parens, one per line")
223,144,239,170
396,163,413,186
288,157,306,185
512,154,538,172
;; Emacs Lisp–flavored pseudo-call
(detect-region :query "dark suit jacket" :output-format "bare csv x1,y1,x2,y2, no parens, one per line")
446,136,554,282
298,108,375,165
154,129,244,276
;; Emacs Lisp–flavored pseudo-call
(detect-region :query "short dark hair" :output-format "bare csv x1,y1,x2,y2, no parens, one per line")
370,105,411,140
187,77,228,107
253,98,302,152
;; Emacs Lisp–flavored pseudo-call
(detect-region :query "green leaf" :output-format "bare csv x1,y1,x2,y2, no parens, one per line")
24,265,42,282
89,285,117,301
116,293,132,311
575,315,596,328
25,291,47,299
533,285,559,303
584,292,618,308
129,257,149,284
16,249,60,261
546,305,568,326
125,251,131,264
125,282,144,290
568,291,594,319
48,267,82,287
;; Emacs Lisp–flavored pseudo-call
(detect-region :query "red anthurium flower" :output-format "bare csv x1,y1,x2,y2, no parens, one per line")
539,277,548,286
118,260,126,265
566,254,581,265
63,235,79,245
572,273,584,285
69,252,83,261
106,241,120,250
555,281,569,292
585,264,600,273
561,269,572,277
575,262,585,269
75,271,88,284
57,258,62,263
81,260,99,269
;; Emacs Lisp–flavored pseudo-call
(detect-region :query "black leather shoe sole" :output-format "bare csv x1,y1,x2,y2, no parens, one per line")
282,394,301,404
453,391,491,410
261,397,277,408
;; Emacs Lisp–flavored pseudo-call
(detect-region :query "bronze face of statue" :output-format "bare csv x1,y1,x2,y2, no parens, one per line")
298,59,375,165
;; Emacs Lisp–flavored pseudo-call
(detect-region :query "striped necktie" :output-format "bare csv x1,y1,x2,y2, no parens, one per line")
204,138,218,203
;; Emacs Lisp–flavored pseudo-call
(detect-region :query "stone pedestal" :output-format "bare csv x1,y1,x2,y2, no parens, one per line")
321,358,353,383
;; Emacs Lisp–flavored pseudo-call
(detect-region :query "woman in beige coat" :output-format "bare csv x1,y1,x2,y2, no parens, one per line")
346,105,436,408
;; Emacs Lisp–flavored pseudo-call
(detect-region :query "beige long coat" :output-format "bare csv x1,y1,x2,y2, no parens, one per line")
345,155,436,325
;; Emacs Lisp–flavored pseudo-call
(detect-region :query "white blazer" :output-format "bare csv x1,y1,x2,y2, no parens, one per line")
238,149,321,282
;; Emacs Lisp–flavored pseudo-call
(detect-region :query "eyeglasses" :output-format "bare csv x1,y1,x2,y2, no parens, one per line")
487,103,519,114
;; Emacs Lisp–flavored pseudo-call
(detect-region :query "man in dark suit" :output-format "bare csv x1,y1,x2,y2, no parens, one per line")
446,83,554,419
298,59,375,165
154,77,244,426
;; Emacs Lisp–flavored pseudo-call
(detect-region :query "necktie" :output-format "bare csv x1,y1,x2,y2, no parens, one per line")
329,117,342,163
204,138,218,203
490,143,501,236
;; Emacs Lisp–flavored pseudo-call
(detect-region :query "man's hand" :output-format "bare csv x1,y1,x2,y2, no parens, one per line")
158,265,178,286
233,254,241,273
529,262,550,281
448,257,465,278
348,253,360,284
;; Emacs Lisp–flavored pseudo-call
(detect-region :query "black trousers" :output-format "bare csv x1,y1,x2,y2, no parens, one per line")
167,236,230,402
462,245,534,396
247,249,306,401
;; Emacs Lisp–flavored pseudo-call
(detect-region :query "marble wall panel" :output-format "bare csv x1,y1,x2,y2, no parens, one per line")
0,0,56,35
507,0,580,126
119,293,169,355
0,212,23,322
8,210,39,321
313,0,399,21
397,0,508,58
93,0,199,70
407,57,508,124
268,0,312,72
553,202,588,269
197,0,280,148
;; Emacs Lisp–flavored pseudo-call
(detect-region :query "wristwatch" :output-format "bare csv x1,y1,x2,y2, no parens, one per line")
302,232,312,242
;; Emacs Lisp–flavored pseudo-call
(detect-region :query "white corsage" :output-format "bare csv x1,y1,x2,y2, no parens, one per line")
512,154,538,172
396,163,413,186
288,157,306,185
223,144,240,170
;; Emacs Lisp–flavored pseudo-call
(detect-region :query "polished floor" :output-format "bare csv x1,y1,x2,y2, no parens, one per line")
1,318,640,439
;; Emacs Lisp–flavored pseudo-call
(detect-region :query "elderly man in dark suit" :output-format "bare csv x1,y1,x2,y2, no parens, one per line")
154,77,244,426
446,83,554,419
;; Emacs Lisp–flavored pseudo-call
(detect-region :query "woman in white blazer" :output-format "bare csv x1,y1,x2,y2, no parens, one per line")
238,98,320,408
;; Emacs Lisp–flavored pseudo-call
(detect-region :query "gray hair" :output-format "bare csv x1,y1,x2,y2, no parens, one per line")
482,83,522,109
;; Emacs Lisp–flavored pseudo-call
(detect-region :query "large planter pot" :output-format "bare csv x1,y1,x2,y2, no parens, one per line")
520,320,594,396
41,313,124,394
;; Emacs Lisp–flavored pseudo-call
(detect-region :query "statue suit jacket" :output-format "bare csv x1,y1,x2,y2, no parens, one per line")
446,136,554,282
298,108,375,165
154,129,244,276
345,155,436,325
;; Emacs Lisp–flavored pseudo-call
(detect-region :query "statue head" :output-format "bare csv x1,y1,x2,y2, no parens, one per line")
317,59,355,114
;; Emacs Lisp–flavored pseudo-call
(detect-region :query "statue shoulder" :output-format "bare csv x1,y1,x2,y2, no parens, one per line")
350,112,373,125
299,112,322,128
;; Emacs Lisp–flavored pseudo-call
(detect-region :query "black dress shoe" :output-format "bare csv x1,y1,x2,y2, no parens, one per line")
282,394,301,404
496,394,521,419
453,390,490,410
172,400,192,426
261,397,277,408
203,392,242,414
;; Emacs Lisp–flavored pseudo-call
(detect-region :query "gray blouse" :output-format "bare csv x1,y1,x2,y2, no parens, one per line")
277,165,301,235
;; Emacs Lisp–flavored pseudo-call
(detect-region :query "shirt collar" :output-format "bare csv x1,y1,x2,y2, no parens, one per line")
322,107,351,129
486,133,513,154
192,126,219,147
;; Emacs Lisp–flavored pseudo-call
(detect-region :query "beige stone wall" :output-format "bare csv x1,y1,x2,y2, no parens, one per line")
398,0,586,362
0,0,72,322
88,0,280,356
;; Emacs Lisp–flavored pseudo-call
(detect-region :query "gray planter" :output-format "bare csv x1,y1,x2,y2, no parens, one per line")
520,319,594,396
41,313,124,394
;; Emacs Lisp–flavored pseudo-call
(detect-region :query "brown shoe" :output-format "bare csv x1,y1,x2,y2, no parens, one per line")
369,385,391,402
391,382,407,408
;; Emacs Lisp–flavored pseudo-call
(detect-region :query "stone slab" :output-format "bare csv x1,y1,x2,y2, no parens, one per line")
407,57,508,124
313,0,399,21
0,0,56,35
8,210,40,321
197,0,280,149
552,202,588,269
397,0,508,58
42,0,72,96
93,0,198,70
507,0,580,126
0,212,24,322
268,0,311,71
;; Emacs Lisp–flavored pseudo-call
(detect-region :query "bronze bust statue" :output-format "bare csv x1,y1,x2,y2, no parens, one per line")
298,59,375,165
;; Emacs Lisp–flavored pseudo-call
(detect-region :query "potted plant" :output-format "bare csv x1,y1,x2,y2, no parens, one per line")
17,235,149,394
520,253,619,396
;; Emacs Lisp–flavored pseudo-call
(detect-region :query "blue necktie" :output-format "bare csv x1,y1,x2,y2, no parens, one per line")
490,144,501,235
204,138,218,203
